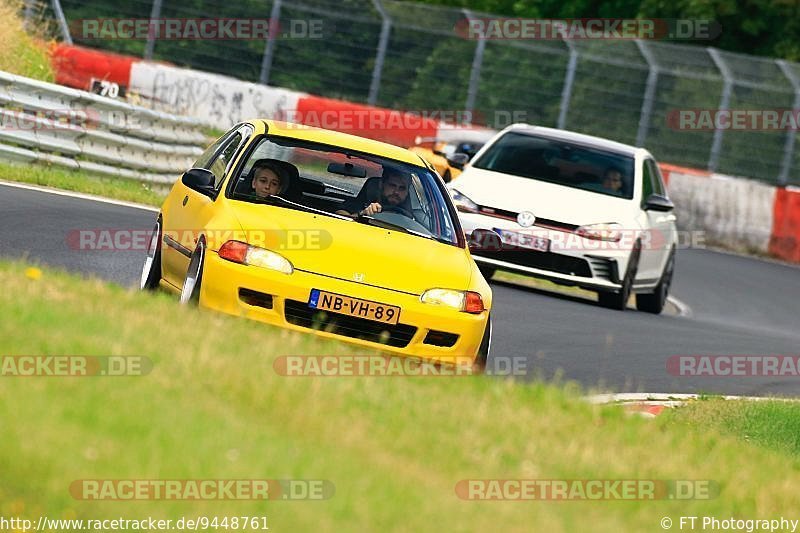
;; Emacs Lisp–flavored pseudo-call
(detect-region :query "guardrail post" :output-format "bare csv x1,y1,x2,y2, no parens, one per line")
259,0,283,85
144,0,164,60
463,9,485,117
367,0,391,106
635,40,659,147
776,60,799,186
51,0,72,44
707,48,732,173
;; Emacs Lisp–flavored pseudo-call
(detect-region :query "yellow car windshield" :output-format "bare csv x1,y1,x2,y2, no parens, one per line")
228,136,463,247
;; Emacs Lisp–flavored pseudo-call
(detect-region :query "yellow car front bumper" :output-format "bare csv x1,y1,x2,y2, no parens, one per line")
199,251,488,362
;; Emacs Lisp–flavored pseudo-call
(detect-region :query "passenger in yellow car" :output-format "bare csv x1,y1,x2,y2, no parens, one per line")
250,160,287,198
336,169,412,218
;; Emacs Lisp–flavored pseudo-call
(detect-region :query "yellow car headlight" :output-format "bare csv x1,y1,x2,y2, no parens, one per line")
218,240,293,275
420,288,485,313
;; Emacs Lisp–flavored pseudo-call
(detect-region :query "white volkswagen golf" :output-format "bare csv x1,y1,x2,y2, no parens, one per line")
450,124,677,313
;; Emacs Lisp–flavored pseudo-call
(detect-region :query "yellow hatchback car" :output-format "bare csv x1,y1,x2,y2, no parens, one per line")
140,120,492,365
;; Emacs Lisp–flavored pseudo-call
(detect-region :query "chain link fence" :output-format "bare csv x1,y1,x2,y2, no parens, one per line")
36,0,800,185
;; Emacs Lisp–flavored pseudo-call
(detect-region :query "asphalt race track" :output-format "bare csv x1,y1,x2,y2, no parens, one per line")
3,181,799,396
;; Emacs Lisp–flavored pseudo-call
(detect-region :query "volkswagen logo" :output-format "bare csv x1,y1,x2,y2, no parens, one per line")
517,211,536,228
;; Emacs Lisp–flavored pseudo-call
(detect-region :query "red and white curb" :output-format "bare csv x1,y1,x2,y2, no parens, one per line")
585,393,796,418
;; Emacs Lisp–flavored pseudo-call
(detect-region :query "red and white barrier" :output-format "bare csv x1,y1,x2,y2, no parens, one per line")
128,61,303,128
290,95,439,147
50,43,136,92
770,186,800,262
665,167,777,254
48,44,800,264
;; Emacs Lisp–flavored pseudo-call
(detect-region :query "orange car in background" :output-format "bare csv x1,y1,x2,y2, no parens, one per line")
409,131,494,182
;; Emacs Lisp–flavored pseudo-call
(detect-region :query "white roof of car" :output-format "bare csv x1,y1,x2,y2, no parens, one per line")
437,128,496,144
502,124,648,158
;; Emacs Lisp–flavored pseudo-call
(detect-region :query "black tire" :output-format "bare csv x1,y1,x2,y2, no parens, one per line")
473,315,492,372
180,240,205,305
597,242,640,311
140,218,162,291
636,248,675,314
478,264,496,280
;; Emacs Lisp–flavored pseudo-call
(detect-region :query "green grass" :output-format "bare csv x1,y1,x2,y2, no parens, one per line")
0,0,54,82
203,127,227,139
662,399,800,460
0,162,167,207
3,261,800,531
493,270,594,299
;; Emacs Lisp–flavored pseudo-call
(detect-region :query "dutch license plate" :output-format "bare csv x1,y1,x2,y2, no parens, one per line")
308,289,401,325
496,229,550,252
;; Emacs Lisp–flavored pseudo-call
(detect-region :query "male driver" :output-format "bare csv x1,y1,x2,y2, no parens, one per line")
251,161,285,198
336,168,411,217
602,167,624,194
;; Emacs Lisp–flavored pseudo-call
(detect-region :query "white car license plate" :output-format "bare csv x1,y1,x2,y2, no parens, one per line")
496,229,550,252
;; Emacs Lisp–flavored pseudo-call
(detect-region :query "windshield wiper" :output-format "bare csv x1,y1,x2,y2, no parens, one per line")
354,214,433,240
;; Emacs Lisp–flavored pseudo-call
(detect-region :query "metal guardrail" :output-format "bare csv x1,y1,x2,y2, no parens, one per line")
0,70,207,183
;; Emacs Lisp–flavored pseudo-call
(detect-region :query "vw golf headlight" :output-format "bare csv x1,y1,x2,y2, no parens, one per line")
575,223,623,242
449,188,479,213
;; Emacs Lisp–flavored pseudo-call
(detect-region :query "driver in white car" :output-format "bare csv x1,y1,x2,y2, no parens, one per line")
336,169,411,218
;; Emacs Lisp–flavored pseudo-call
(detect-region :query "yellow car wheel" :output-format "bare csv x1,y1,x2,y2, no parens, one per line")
478,264,496,280
474,315,492,371
180,239,205,306
140,218,162,291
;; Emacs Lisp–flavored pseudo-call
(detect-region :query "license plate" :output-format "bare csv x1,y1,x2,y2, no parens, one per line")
308,289,401,325
496,229,550,252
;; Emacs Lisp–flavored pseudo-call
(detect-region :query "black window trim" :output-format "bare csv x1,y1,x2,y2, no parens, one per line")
214,123,254,195
646,158,667,197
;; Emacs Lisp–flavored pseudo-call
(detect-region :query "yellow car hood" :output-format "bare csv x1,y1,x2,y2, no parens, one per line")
229,202,473,295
